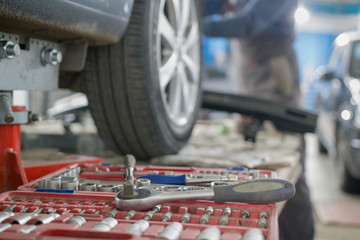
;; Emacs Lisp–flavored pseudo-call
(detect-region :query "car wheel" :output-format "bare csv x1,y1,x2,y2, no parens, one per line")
84,0,202,159
337,129,360,193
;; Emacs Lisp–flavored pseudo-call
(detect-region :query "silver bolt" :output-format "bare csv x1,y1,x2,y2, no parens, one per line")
205,206,214,215
219,215,229,226
41,48,63,66
199,214,210,224
0,40,20,59
180,213,191,223
161,212,173,222
222,207,232,216
124,210,136,220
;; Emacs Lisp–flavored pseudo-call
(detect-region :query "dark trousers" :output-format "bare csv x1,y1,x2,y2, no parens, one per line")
279,136,314,240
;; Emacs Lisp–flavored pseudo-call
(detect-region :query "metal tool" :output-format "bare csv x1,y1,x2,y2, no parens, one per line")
259,211,268,219
135,178,151,188
65,216,86,226
158,222,183,240
180,213,191,223
196,226,221,240
34,213,60,225
106,209,118,218
161,212,172,222
200,214,210,224
0,212,14,223
115,179,295,210
143,210,155,221
222,207,231,216
11,208,42,225
241,210,250,218
98,184,117,192
152,204,162,213
92,217,118,232
0,223,11,232
124,154,135,183
61,180,79,190
125,220,149,236
19,225,36,234
219,215,228,225
242,229,265,240
258,218,268,228
2,204,16,212
205,206,214,215
124,210,136,220
79,182,97,191
45,178,61,189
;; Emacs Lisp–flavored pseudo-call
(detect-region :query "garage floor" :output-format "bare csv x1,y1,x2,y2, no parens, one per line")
305,134,360,240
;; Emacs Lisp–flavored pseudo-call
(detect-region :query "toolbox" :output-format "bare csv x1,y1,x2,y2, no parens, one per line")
0,162,281,240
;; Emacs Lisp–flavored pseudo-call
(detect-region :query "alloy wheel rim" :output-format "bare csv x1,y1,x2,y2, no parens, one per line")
157,0,201,126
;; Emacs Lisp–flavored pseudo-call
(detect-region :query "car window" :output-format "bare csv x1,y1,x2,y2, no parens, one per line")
349,40,360,79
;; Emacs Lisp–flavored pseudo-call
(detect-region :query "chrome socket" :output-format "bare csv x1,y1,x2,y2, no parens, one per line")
92,217,118,232
222,207,232,216
259,211,268,219
161,212,173,222
65,216,86,226
242,229,265,240
158,222,183,240
219,215,228,226
124,210,136,220
34,213,60,225
125,220,149,236
205,206,214,215
199,214,210,224
135,178,151,188
0,223,11,232
258,218,268,228
106,209,119,218
11,212,38,225
0,212,14,223
241,210,250,218
97,184,116,192
35,179,46,189
196,226,221,240
19,225,36,234
79,182,97,191
61,181,79,191
45,178,61,189
180,213,191,223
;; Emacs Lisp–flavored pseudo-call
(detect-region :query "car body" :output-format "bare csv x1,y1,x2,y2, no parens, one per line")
0,0,203,159
315,31,360,192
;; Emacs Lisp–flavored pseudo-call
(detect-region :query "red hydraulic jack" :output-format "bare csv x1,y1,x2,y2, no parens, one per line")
0,105,28,192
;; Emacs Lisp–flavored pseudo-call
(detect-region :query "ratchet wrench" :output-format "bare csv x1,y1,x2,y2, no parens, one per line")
115,179,295,210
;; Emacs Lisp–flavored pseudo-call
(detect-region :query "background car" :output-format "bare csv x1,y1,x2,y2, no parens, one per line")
0,0,203,159
315,31,360,193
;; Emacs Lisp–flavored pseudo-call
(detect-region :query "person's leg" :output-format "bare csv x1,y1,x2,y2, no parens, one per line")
279,136,314,240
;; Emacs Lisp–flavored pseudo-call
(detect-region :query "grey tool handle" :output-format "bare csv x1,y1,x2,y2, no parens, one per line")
213,179,295,204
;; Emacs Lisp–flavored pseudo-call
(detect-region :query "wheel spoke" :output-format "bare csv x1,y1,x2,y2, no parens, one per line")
178,63,191,112
169,75,182,116
179,0,191,37
171,0,182,33
183,21,199,51
182,53,199,84
160,52,178,90
159,12,176,49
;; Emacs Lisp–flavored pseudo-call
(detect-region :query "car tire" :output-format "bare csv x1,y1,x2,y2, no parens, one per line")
84,0,202,159
337,129,360,193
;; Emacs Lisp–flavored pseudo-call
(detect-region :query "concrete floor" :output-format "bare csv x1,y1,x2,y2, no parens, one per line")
305,134,360,240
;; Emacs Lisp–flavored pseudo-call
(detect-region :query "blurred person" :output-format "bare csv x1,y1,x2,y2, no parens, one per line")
202,1,314,240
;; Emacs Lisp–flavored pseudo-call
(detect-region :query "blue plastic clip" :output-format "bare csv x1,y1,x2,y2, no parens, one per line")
36,189,76,194
137,174,186,185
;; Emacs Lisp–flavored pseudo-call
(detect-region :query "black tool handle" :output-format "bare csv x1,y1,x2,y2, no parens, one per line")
213,179,295,204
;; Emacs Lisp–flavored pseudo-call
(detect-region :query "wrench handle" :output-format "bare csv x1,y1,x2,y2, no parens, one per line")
213,179,295,204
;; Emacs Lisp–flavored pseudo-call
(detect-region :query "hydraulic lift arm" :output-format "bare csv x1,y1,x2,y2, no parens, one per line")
202,90,317,134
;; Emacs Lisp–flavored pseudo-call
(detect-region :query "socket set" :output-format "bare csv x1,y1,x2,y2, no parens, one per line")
0,162,280,239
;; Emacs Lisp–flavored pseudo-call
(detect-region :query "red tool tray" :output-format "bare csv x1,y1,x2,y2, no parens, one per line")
0,163,278,240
